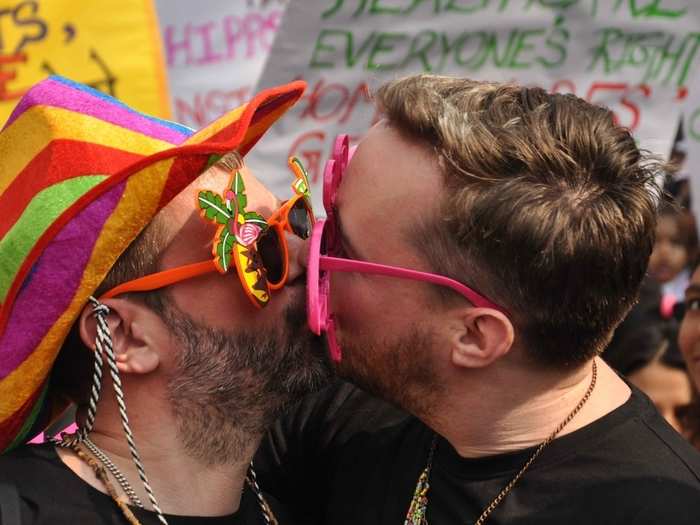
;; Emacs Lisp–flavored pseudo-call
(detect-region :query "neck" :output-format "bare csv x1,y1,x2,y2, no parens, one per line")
57,400,259,516
427,357,630,458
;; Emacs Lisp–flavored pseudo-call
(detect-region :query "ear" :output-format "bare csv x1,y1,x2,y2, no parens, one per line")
78,298,160,376
449,308,514,369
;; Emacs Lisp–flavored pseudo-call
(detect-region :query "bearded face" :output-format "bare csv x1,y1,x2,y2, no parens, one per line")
163,287,331,465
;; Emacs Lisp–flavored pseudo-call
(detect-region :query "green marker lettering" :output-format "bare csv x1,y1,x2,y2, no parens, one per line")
367,32,407,70
588,28,623,74
615,0,686,19
508,28,545,69
322,0,345,19
454,31,488,68
310,29,343,68
538,16,568,68
369,0,405,15
445,0,488,14
402,30,439,72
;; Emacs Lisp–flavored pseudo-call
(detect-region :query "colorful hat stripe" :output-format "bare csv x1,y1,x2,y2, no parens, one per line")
0,176,107,303
3,381,48,452
0,382,46,452
184,88,296,147
0,78,306,452
3,76,191,141
156,91,298,210
0,142,142,240
0,158,174,426
0,181,126,386
0,107,176,197
153,89,299,210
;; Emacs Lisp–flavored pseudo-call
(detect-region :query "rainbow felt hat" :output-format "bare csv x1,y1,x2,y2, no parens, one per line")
0,75,305,452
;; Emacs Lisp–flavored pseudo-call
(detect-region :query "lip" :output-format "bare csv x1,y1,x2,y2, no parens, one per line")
652,265,673,280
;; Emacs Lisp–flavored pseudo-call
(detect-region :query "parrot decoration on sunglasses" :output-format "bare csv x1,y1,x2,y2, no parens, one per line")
289,156,311,202
197,169,271,307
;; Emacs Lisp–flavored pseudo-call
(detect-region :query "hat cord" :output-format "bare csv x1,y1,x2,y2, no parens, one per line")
51,297,278,525
88,296,169,524
52,297,168,525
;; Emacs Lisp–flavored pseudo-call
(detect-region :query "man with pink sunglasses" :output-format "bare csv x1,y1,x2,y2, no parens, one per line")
256,75,700,524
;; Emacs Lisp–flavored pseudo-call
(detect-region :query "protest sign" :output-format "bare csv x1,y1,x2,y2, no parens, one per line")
683,75,700,220
156,0,287,129
0,0,170,124
247,0,700,211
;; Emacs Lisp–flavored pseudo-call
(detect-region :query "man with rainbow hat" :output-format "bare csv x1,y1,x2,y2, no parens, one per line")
0,76,330,524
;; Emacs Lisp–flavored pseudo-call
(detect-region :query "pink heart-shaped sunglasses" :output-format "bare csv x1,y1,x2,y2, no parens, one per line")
306,134,508,362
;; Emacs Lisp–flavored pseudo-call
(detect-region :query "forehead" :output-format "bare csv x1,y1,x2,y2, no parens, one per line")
336,123,442,243
691,266,700,285
657,214,680,233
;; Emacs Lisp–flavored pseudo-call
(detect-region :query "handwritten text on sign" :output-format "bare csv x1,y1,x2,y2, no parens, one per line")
683,73,700,222
157,0,286,129
0,0,170,123
248,0,700,211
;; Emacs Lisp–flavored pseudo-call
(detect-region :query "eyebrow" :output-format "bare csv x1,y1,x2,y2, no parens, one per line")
685,284,700,298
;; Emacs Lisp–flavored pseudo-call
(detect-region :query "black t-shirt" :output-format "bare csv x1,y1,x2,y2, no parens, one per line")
0,443,284,525
255,381,700,524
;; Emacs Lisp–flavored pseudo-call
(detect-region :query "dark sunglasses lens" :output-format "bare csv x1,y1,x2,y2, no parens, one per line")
288,199,312,239
258,230,284,285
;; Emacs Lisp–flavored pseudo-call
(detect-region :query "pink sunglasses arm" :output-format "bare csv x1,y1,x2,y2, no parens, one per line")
318,255,505,313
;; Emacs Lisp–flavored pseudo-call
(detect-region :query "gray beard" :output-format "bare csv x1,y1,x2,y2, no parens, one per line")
162,290,332,466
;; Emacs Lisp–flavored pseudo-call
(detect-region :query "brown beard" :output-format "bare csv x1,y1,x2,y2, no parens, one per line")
162,288,332,466
335,324,445,420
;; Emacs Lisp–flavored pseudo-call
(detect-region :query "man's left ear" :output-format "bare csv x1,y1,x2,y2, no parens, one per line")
449,308,514,369
98,298,161,376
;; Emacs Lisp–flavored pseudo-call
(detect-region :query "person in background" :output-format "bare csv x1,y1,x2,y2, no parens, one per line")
627,350,693,433
603,279,693,433
677,260,700,450
648,199,698,303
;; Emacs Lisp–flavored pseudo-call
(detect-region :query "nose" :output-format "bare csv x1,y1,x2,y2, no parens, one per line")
655,240,672,256
285,232,310,283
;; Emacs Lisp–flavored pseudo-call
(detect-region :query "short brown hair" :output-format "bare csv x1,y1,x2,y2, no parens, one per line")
377,75,663,369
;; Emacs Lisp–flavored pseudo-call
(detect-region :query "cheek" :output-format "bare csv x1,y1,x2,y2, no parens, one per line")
671,247,688,265
678,318,697,359
171,272,286,331
330,274,386,332
330,273,430,336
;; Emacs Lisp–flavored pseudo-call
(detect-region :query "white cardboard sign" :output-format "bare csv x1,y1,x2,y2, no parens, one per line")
247,0,700,211
156,0,287,129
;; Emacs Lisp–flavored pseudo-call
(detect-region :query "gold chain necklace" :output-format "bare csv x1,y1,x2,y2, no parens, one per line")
404,360,597,525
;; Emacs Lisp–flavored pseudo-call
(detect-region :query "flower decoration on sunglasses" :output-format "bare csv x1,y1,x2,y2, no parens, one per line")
198,169,271,308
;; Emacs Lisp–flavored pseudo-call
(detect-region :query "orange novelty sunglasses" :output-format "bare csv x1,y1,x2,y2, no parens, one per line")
100,157,314,308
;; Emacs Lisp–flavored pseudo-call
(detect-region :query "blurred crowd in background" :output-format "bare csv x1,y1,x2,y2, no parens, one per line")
604,123,700,450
